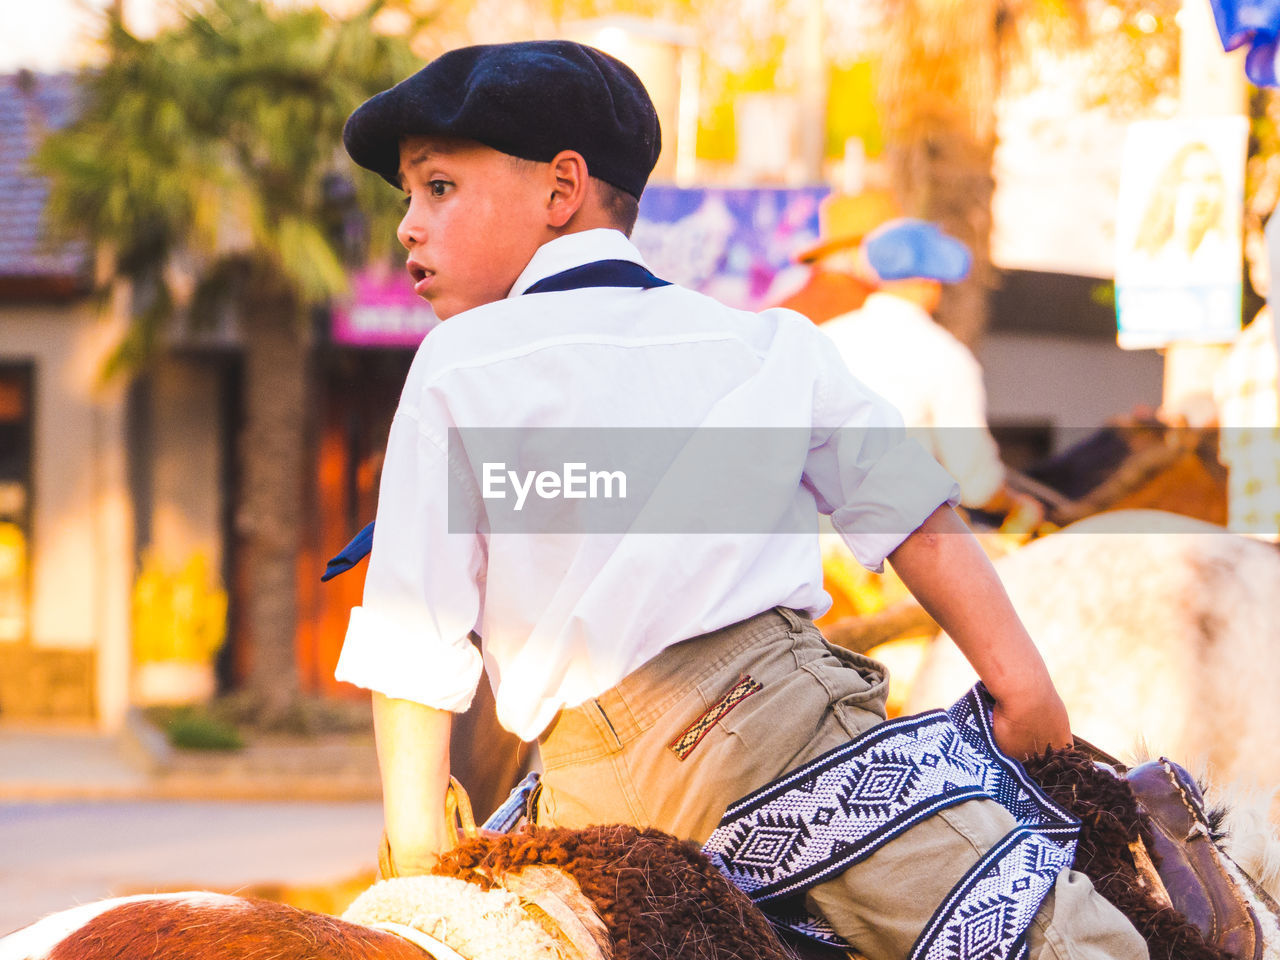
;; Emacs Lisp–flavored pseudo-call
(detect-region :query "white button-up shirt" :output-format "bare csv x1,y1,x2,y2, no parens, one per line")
335,229,957,741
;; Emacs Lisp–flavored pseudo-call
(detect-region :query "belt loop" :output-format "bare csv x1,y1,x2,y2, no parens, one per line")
774,605,805,636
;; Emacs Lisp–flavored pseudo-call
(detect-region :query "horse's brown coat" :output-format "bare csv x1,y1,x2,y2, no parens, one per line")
42,898,427,960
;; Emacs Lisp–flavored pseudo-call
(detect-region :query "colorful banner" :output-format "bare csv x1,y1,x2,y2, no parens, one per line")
633,186,830,311
1114,116,1247,349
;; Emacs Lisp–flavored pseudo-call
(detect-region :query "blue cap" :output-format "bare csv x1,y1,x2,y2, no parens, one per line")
863,218,972,283
343,40,661,199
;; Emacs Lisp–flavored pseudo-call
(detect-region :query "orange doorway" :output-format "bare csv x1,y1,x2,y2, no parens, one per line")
297,349,414,698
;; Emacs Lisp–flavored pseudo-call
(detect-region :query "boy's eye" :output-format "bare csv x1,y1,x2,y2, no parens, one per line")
402,180,452,207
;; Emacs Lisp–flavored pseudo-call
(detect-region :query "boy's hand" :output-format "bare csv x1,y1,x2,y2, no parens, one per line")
380,831,456,878
988,676,1071,760
380,823,500,878
379,831,450,879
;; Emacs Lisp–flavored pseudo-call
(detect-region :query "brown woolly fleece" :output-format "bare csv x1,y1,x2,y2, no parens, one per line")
1022,748,1236,960
433,823,800,960
434,757,1244,960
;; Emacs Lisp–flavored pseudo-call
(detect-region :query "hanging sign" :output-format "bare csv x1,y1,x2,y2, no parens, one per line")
332,267,438,347
1114,116,1247,349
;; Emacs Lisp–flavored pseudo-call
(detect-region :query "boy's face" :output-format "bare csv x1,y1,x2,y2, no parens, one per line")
397,135,551,319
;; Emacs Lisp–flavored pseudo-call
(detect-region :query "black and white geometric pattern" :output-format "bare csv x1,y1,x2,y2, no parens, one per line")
704,711,992,901
944,685,1080,849
910,827,1074,960
702,683,1080,955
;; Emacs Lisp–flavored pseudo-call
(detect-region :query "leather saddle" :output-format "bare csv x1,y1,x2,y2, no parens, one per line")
1075,739,1279,960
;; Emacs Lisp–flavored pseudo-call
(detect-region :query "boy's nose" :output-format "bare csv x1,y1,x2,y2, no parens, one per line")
397,210,421,250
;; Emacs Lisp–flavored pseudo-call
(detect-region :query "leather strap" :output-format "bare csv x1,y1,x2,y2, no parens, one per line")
1065,740,1267,959
1070,734,1128,771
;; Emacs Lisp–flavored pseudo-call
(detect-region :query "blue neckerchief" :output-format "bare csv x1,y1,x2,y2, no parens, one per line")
521,258,669,295
321,257,668,582
320,521,375,582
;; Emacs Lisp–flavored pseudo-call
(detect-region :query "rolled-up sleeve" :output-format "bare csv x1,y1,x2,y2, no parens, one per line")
334,399,485,712
804,330,959,571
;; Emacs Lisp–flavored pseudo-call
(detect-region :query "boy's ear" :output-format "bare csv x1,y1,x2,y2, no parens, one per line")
546,150,589,228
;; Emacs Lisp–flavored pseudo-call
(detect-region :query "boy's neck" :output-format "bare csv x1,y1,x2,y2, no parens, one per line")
507,227,638,299
550,207,625,240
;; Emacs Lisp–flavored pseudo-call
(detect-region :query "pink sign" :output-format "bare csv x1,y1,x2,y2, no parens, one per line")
332,268,438,347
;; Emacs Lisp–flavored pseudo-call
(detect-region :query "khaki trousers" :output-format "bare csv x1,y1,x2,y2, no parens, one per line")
536,607,1148,960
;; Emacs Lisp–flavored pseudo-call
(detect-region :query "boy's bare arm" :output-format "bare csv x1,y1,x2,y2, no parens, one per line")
887,504,1071,758
371,692,455,875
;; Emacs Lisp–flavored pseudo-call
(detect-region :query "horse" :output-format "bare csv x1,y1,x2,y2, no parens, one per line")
899,510,1280,831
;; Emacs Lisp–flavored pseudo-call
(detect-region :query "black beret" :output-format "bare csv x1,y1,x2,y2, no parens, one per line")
343,40,661,199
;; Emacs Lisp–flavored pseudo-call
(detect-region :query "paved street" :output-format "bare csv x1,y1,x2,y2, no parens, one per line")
0,799,385,936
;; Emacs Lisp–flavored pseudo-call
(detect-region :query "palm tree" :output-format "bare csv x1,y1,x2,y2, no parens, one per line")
38,0,418,723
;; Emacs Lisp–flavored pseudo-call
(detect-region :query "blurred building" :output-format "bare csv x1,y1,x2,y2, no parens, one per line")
0,70,415,727
0,71,131,727
0,71,234,729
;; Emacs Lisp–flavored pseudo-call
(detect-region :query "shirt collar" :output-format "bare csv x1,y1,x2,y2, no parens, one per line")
507,228,649,298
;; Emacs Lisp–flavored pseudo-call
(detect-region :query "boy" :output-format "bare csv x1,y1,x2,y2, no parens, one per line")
336,40,1147,960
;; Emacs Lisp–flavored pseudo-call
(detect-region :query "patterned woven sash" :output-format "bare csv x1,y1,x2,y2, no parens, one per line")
702,684,1080,959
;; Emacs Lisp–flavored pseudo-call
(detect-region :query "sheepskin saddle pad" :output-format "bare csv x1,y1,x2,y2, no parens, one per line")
343,869,609,960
